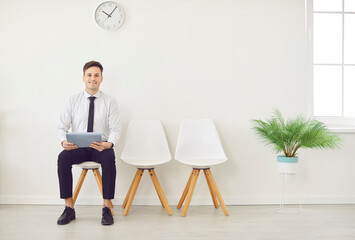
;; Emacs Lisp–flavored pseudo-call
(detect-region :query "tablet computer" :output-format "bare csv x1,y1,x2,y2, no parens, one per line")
66,133,102,148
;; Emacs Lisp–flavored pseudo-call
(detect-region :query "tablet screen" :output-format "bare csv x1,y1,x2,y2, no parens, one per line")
66,133,102,148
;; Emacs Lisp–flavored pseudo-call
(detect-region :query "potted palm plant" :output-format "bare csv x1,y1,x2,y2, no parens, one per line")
253,109,341,174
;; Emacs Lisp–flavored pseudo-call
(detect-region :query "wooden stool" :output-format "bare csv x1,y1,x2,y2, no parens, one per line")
72,161,114,214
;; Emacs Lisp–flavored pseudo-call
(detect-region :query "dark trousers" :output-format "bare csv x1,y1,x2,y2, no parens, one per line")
57,148,116,199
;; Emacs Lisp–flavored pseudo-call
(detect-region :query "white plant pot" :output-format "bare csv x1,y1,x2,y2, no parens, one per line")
277,156,298,174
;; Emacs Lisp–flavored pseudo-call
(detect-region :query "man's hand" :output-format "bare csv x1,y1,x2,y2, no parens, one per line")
62,140,78,151
90,141,113,152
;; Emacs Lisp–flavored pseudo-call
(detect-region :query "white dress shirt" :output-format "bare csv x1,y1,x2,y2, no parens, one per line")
58,90,122,146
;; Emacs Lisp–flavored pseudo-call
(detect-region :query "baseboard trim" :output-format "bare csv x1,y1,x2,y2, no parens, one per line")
1,196,355,205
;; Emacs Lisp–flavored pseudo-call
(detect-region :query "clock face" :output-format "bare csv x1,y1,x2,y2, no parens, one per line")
95,1,125,30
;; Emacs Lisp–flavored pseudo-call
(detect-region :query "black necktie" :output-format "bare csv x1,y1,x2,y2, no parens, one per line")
87,96,96,132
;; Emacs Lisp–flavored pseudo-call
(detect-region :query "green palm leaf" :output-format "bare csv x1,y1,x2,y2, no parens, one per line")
252,109,341,157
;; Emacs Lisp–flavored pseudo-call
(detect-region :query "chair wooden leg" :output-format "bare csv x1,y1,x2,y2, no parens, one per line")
205,169,229,216
96,169,104,193
149,169,172,215
73,169,88,205
148,169,164,208
181,169,200,217
92,169,103,195
93,169,114,215
156,188,165,209
177,169,194,209
123,169,144,216
122,170,140,208
203,169,219,209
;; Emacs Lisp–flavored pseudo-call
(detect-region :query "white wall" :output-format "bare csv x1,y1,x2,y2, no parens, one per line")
1,0,354,206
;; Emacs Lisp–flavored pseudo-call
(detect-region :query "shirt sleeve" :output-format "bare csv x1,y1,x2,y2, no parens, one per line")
107,98,122,146
57,97,72,144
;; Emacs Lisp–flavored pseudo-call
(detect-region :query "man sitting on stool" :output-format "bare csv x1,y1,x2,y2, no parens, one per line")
57,61,121,225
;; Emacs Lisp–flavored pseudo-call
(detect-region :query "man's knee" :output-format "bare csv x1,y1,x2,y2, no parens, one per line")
57,151,73,168
100,149,115,159
99,150,116,166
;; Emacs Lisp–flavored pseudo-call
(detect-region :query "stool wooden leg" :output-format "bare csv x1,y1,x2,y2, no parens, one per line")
123,169,144,216
122,170,140,208
177,169,194,209
203,169,219,208
205,169,229,216
149,169,172,215
93,169,103,195
93,169,114,215
73,169,88,205
181,169,200,217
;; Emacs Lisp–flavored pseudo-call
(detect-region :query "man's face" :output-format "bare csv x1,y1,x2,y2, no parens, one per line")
83,66,103,93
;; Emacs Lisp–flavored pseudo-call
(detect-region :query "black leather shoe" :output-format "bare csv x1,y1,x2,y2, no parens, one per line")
101,207,114,225
57,206,76,225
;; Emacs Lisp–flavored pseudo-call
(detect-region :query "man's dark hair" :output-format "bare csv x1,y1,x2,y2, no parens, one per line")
83,61,103,75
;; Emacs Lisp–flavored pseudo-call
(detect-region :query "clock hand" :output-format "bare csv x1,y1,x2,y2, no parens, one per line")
102,16,110,24
108,6,117,17
102,10,111,18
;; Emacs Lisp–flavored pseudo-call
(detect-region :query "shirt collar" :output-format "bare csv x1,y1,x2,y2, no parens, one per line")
84,90,101,99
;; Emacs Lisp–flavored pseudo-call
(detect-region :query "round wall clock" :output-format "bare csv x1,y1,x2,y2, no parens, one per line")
95,1,125,30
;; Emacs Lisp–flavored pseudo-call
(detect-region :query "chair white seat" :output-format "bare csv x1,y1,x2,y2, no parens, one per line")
176,158,227,168
120,159,169,168
120,120,172,216
175,119,227,168
74,161,101,169
175,119,229,216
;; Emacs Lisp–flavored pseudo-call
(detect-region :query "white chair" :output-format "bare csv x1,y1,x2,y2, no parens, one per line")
175,119,229,216
72,161,114,214
120,120,172,216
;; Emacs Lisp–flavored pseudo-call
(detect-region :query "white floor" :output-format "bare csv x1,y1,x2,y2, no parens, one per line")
0,204,355,240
